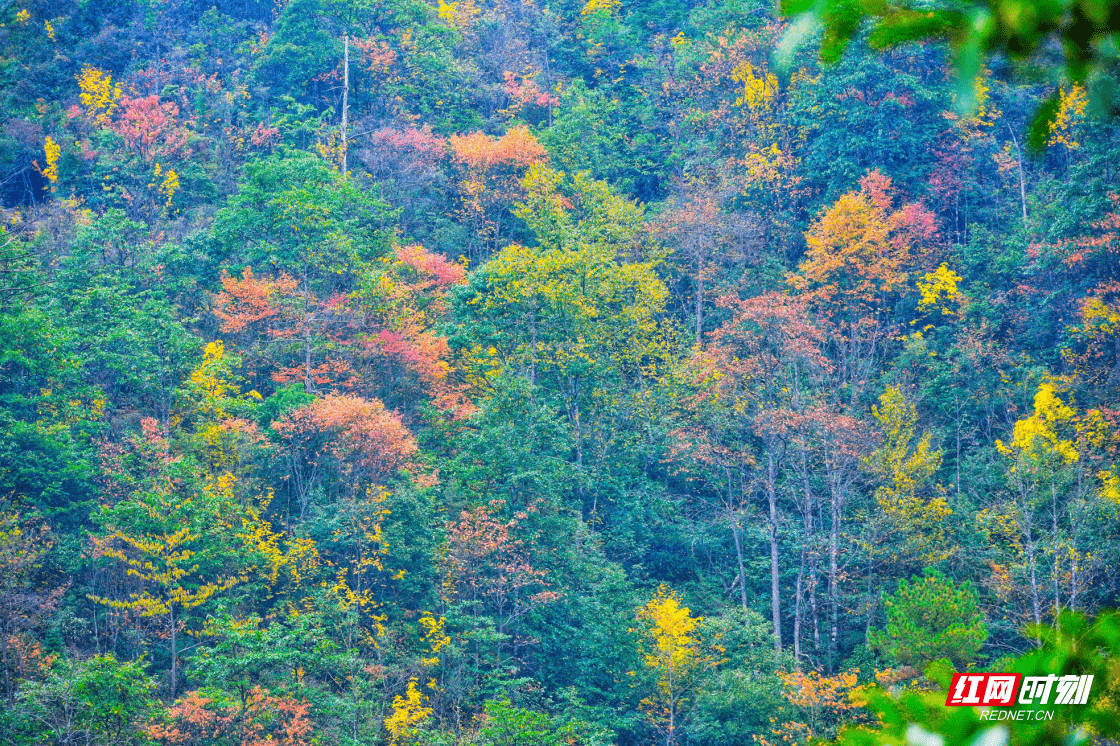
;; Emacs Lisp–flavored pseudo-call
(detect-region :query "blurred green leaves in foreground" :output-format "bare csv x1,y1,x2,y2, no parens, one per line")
825,608,1120,745
780,0,1120,149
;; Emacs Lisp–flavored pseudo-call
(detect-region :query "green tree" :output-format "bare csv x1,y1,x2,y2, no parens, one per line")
869,570,987,671
8,655,157,746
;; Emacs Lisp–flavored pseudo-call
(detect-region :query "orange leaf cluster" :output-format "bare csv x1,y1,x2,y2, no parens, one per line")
145,687,312,746
214,268,297,334
274,395,418,484
449,125,547,172
793,170,938,313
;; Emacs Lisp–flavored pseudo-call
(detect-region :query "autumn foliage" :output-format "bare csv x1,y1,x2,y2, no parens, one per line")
145,688,312,746
448,125,548,259
274,395,418,496
793,170,938,315
14,5,1120,746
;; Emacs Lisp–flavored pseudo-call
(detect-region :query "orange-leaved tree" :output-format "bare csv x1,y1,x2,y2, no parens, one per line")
448,125,547,262
271,395,418,521
760,669,865,745
352,243,474,418
145,686,312,746
790,170,938,404
214,267,357,394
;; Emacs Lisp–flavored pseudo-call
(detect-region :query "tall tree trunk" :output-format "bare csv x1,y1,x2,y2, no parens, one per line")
728,466,750,618
301,265,312,394
731,512,750,619
793,446,814,664
169,606,177,699
1009,126,1028,230
694,254,704,343
767,451,782,651
864,537,875,641
794,536,805,663
1051,480,1062,622
829,484,840,672
341,34,349,176
1027,534,1042,627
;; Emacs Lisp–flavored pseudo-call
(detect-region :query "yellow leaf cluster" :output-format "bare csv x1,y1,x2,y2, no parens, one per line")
1048,84,1088,150
1080,296,1120,333
731,61,778,114
158,164,180,204
89,522,242,617
581,0,620,16
996,382,1079,465
863,387,949,563
185,341,244,421
384,679,432,745
777,669,859,710
76,65,121,126
419,614,450,667
438,0,480,31
916,263,962,315
639,585,701,673
41,136,60,185
1098,468,1120,505
221,479,319,589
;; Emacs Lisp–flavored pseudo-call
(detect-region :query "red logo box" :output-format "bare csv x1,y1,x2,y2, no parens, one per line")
946,673,1022,706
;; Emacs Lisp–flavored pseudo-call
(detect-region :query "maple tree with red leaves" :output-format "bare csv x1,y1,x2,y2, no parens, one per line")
215,244,473,418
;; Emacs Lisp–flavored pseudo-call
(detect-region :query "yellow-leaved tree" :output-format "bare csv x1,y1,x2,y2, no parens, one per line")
384,679,432,745
987,380,1114,629
916,263,963,318
862,387,949,563
858,386,949,648
39,136,60,186
76,65,120,126
459,165,677,513
634,586,722,746
89,517,242,698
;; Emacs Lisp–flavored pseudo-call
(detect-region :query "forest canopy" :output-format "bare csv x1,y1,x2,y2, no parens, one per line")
2,0,1120,744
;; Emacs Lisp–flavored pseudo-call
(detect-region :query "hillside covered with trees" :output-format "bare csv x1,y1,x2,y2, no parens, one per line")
3,0,1120,744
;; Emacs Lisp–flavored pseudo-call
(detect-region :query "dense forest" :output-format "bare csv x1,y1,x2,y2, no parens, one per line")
3,0,1120,743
